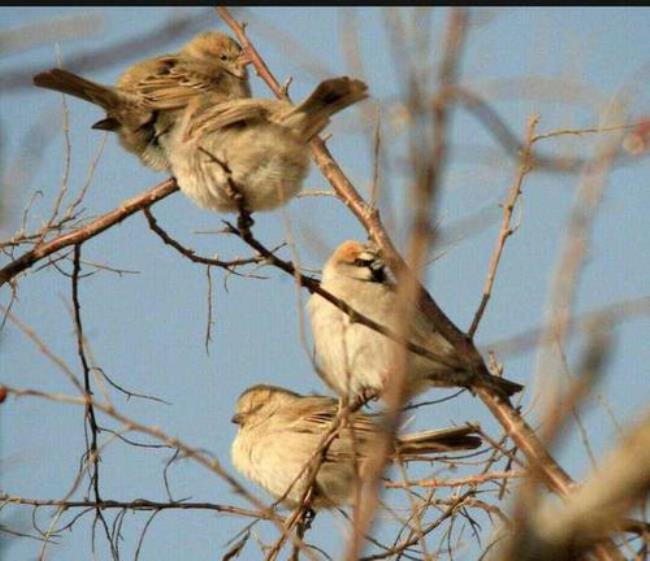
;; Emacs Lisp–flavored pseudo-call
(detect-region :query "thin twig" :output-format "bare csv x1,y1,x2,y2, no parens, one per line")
0,179,179,288
385,470,525,489
0,495,268,520
468,115,538,337
143,207,266,273
71,245,112,554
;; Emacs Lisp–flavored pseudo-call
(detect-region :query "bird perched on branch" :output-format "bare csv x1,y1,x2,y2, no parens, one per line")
230,384,481,507
307,240,524,403
33,31,251,171
160,76,367,216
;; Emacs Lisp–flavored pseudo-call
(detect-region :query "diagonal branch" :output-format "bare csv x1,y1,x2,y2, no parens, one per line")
143,207,270,273
468,115,538,337
0,179,179,288
225,221,459,371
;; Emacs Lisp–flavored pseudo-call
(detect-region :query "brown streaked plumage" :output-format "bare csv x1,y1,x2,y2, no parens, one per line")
230,384,481,508
163,76,368,213
33,31,251,171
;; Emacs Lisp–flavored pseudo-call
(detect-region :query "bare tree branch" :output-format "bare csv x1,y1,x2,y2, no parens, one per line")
0,179,178,288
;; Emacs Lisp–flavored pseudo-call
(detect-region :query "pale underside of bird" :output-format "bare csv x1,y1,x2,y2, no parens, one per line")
161,76,368,214
230,384,481,508
307,240,524,402
32,31,251,171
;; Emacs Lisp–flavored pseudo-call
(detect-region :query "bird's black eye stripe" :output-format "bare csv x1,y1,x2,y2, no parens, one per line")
353,257,372,267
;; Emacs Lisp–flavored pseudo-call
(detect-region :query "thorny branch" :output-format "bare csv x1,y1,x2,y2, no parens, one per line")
385,470,526,490
533,101,627,383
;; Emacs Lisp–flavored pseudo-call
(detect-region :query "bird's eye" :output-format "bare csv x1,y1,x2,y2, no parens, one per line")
353,258,370,267
220,54,228,61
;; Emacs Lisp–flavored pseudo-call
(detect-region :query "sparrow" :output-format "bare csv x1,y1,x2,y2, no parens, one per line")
33,31,251,171
307,240,524,402
230,384,481,508
160,76,368,214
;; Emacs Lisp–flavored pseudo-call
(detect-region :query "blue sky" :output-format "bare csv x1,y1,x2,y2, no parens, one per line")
1,7,649,560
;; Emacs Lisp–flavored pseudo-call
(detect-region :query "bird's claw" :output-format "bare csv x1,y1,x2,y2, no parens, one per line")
302,507,316,530
236,209,254,232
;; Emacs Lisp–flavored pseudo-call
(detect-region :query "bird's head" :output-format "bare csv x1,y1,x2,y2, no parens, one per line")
323,240,387,285
231,384,300,427
181,31,251,79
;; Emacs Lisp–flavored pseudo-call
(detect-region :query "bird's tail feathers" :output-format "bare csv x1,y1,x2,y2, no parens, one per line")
285,76,368,141
476,374,524,398
395,425,482,459
425,369,524,400
33,68,122,111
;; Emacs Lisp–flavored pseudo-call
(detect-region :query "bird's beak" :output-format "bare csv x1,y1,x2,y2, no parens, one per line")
231,413,243,425
227,50,252,79
92,117,119,131
225,64,248,80
237,49,253,67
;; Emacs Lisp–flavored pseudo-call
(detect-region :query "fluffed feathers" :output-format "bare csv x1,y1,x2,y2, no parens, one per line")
32,31,251,171
163,76,368,213
230,384,481,508
308,240,524,402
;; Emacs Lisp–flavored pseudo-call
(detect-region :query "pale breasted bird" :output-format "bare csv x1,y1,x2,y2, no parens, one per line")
230,384,481,507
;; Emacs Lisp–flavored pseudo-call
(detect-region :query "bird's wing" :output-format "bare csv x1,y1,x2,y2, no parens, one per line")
187,99,275,138
301,406,381,463
125,56,225,110
294,396,339,428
